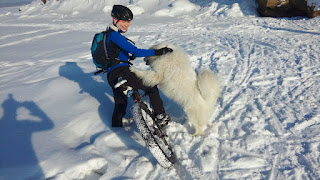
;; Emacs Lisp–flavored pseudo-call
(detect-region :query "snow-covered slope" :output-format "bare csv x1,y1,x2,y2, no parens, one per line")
0,0,319,179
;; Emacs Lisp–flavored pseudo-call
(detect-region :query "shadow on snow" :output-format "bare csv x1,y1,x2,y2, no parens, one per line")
0,94,54,179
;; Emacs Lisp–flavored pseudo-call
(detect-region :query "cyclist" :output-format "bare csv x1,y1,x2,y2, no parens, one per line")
106,5,172,127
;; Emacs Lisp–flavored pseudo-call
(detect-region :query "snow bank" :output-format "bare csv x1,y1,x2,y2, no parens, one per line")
154,0,200,17
18,0,258,17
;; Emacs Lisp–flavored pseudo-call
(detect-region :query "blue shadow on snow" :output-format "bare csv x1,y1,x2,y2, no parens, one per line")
0,94,54,179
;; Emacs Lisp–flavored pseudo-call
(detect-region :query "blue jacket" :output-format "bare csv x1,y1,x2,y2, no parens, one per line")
106,26,155,72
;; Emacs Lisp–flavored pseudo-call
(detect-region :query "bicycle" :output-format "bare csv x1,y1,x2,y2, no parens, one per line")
114,78,176,168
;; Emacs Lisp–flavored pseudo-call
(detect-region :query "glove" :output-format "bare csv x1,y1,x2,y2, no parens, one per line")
154,47,173,56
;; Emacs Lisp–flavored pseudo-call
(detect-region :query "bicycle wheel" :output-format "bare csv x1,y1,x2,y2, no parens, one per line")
132,102,175,168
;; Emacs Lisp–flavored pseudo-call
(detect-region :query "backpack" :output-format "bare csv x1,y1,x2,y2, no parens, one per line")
91,31,110,69
91,29,134,74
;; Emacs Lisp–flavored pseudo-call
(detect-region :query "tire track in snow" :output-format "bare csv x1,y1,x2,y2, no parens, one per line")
0,29,72,48
208,32,294,178
262,39,320,179
131,16,320,179
0,28,53,41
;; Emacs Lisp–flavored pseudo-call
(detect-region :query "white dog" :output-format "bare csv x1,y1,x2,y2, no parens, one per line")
130,43,220,135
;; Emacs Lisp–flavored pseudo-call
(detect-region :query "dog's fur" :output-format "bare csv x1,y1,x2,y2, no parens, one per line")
130,43,220,135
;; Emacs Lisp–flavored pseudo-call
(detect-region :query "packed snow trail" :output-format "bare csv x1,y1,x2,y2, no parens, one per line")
1,1,320,179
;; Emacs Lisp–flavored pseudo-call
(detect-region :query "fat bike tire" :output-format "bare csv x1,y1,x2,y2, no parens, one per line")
132,102,175,168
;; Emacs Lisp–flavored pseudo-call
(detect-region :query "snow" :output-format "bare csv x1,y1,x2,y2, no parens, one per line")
0,0,33,8
308,0,320,10
0,0,320,179
154,0,200,17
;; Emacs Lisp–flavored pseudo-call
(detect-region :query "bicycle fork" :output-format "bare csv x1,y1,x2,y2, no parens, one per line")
114,78,165,137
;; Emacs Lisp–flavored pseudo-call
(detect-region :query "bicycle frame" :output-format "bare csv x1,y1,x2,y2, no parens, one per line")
114,79,168,139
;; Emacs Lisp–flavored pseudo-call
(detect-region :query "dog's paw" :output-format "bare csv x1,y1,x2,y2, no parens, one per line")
130,66,141,76
129,66,136,73
192,129,205,136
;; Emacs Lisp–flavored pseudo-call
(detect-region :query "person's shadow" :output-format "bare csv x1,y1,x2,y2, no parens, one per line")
0,94,54,179
58,62,154,167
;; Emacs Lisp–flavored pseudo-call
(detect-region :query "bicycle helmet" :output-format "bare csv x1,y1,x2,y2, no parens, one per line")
111,5,133,21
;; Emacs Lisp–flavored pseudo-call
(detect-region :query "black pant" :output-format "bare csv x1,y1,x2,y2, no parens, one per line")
107,66,165,127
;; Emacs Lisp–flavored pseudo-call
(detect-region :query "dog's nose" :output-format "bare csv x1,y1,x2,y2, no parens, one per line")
144,58,150,65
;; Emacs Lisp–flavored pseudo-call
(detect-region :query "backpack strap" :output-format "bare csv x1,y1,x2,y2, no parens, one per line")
125,37,135,45
103,32,108,59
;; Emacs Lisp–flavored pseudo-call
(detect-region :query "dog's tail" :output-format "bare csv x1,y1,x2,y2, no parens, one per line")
197,70,220,112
